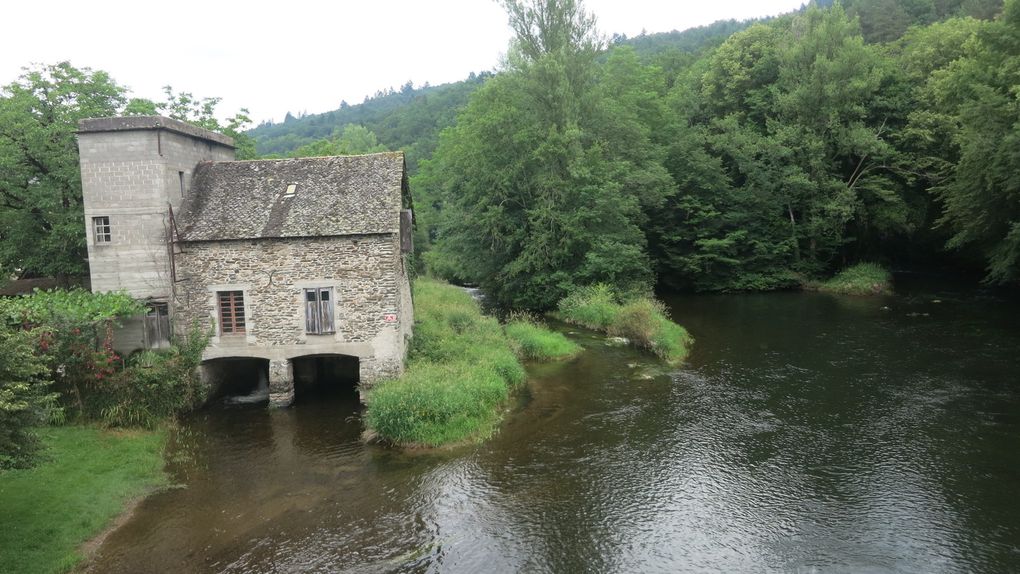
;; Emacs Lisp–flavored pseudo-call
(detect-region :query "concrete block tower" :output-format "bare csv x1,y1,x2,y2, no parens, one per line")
77,116,235,349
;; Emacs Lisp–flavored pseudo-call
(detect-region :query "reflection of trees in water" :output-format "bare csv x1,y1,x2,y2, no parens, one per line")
91,287,1020,573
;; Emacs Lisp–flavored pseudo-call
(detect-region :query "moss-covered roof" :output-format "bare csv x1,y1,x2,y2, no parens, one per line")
177,152,406,241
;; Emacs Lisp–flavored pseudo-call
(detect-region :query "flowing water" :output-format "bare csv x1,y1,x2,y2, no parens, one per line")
88,278,1020,573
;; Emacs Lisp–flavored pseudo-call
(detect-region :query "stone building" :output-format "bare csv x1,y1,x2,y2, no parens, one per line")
77,116,413,406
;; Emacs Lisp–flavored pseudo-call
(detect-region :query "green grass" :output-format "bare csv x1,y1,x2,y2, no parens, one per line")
812,262,893,295
0,425,167,574
557,284,694,365
505,317,581,361
364,278,528,447
555,283,620,330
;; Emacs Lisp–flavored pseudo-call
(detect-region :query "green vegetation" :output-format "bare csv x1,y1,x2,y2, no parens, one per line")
811,263,894,295
0,425,167,574
0,290,209,467
364,279,527,446
87,327,210,428
248,74,491,172
555,284,621,331
287,124,388,158
0,327,58,469
557,284,693,365
418,0,669,310
505,315,582,360
0,63,251,282
408,0,1014,296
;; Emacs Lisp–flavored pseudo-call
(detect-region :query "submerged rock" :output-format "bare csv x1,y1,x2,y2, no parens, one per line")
606,336,630,346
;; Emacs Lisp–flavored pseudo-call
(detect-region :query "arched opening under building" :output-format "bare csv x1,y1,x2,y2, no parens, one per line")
202,357,270,404
291,354,360,402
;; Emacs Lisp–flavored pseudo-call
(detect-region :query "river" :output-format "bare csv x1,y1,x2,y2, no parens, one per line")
88,277,1020,573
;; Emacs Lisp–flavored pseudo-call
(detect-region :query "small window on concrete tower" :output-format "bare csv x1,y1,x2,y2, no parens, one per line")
179,171,186,197
93,216,111,243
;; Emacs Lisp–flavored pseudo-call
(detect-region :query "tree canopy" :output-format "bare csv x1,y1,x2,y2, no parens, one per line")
0,63,252,282
4,0,1018,297
410,0,1019,301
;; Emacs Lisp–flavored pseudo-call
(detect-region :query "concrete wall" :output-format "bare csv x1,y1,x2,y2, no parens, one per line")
173,234,411,388
78,127,234,300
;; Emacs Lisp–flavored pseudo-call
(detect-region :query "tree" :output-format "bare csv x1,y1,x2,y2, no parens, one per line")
124,86,256,159
423,0,670,309
290,124,388,157
0,63,127,280
931,0,1020,282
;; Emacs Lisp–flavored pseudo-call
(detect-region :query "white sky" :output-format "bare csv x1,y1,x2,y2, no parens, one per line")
1,0,805,124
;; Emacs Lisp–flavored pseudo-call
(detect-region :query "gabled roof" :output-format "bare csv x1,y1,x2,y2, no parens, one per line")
177,152,406,242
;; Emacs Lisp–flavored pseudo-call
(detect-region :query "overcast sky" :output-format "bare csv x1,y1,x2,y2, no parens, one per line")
1,0,805,124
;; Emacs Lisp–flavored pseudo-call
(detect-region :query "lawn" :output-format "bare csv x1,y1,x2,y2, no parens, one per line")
0,426,167,574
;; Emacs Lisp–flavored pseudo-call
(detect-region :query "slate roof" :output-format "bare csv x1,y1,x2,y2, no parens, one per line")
177,152,407,241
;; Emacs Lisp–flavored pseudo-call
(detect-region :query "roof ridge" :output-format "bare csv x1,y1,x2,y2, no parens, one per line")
212,151,404,165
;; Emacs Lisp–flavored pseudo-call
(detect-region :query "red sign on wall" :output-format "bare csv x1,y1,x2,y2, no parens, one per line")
384,313,397,323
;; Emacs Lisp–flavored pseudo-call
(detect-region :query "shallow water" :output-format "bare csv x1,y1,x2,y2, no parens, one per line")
89,280,1020,573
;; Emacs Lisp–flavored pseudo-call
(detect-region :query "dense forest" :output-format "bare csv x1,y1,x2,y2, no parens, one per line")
405,0,1017,309
246,0,1017,310
2,0,1017,311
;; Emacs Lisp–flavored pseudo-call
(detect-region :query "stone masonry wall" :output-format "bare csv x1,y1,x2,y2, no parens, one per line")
174,234,409,386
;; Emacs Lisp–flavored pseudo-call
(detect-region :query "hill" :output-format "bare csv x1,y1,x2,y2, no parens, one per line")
246,18,759,167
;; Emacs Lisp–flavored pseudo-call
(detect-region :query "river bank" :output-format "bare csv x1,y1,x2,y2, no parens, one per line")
0,426,166,574
81,280,1020,572
364,278,577,447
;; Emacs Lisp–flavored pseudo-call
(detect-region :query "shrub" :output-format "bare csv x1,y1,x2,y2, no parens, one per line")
84,325,210,428
557,284,693,365
556,283,619,330
812,263,893,295
0,290,210,429
0,289,143,421
505,316,581,360
0,327,59,469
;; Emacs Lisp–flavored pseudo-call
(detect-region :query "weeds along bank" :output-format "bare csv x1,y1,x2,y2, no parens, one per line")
364,279,578,447
805,263,894,296
555,284,694,365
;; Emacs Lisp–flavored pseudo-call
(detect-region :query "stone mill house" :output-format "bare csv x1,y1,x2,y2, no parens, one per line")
77,116,414,406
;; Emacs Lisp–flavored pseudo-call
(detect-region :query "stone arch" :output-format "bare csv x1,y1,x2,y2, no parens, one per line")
201,356,270,403
290,353,361,402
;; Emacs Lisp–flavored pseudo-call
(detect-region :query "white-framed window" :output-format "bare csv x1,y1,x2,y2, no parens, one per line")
305,287,335,334
93,216,111,243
